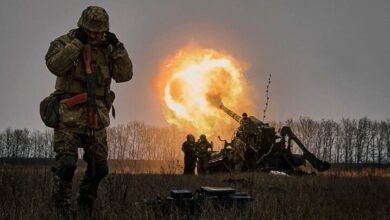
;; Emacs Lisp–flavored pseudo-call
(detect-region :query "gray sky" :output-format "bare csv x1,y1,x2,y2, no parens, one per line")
0,0,389,131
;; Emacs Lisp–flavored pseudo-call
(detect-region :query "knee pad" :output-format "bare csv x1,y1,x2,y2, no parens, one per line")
54,154,77,181
94,160,109,182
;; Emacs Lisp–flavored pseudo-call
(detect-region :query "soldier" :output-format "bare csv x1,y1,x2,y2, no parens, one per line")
182,134,197,175
238,112,258,147
45,6,133,219
195,134,212,175
239,113,253,131
238,113,260,170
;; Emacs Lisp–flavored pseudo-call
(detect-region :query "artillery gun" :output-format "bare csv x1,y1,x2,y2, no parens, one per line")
208,103,331,174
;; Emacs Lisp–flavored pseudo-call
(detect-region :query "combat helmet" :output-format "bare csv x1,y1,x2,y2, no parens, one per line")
77,6,109,32
186,134,195,141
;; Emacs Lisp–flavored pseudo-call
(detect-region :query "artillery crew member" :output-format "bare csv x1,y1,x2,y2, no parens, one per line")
182,134,197,175
45,6,133,219
238,112,258,147
239,113,257,132
196,134,212,175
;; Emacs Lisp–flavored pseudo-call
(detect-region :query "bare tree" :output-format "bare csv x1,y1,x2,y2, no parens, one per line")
355,117,369,164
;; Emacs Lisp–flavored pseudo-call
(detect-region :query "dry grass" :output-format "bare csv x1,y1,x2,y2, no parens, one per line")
325,166,390,177
1,166,390,220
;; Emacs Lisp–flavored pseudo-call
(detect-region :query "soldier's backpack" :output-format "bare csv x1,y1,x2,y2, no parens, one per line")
39,92,62,128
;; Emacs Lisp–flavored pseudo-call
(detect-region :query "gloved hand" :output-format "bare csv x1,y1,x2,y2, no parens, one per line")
105,31,119,46
75,28,88,44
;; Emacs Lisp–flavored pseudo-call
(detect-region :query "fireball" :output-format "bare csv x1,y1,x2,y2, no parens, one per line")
155,47,253,136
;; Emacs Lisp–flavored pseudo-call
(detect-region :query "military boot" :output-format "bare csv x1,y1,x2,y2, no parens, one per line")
52,175,76,220
77,176,96,218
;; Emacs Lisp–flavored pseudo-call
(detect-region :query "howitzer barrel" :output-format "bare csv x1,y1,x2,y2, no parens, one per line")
219,104,242,123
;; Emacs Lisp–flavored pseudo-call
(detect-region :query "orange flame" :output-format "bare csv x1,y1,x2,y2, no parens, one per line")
155,47,253,137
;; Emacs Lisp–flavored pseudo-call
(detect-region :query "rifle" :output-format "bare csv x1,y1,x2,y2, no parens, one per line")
82,44,98,136
82,44,97,136
82,44,97,180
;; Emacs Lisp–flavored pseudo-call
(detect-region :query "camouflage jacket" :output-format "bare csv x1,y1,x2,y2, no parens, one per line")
182,141,196,157
239,118,257,133
196,140,212,157
45,29,133,133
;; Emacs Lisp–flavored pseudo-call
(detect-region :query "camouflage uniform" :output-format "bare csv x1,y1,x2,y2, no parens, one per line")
182,134,197,175
196,135,212,175
45,6,132,218
238,114,258,147
230,138,247,171
237,114,259,170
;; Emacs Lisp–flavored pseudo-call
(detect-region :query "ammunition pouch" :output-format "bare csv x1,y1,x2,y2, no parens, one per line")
59,99,87,129
97,66,110,86
58,97,110,130
39,92,62,128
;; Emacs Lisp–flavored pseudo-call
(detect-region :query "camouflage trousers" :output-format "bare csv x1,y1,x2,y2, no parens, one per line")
197,156,209,175
183,154,196,175
51,127,109,216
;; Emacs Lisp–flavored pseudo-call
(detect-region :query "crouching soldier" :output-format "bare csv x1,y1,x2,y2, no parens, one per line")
44,6,133,219
182,134,197,175
196,134,212,175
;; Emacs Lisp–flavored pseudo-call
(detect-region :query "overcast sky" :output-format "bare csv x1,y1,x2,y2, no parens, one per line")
0,0,389,131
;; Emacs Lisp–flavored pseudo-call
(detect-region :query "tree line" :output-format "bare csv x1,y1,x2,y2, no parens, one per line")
0,122,186,162
0,117,389,164
278,117,390,164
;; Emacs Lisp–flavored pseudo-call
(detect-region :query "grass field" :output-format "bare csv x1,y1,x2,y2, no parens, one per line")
1,165,390,220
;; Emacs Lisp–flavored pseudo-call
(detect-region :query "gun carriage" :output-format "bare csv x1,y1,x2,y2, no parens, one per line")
208,103,331,174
